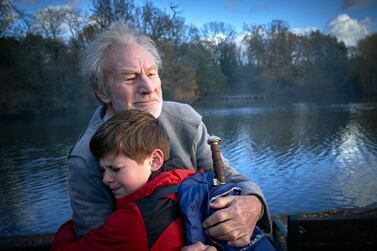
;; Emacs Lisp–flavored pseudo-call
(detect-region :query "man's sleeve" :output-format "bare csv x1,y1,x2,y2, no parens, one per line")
195,121,272,233
68,156,114,237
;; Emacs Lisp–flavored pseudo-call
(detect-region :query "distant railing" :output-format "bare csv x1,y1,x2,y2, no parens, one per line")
220,94,266,102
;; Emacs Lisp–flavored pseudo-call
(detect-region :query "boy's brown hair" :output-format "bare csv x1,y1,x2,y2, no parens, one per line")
90,109,170,164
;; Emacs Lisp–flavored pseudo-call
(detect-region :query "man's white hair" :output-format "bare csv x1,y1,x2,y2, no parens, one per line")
81,23,162,96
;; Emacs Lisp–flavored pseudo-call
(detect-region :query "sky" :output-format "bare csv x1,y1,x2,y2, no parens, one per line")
13,0,377,46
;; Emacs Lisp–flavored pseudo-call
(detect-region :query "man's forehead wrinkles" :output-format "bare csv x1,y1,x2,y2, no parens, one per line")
119,67,138,74
118,64,157,74
147,65,158,71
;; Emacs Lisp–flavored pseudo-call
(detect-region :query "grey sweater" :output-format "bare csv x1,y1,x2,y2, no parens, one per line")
68,101,271,237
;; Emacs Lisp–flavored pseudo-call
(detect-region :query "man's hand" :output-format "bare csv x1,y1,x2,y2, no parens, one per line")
180,241,217,251
202,195,262,247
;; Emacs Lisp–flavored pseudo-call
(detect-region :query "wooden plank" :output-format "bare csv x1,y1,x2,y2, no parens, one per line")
297,242,377,251
272,204,377,251
272,219,288,251
285,215,377,251
0,233,54,251
273,218,288,238
296,216,377,242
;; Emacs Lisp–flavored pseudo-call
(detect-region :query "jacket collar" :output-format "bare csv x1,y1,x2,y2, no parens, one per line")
116,169,196,209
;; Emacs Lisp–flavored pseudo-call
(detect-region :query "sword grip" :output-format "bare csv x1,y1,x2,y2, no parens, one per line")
208,138,226,183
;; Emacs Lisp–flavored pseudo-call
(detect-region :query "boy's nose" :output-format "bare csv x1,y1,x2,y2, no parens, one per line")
102,170,114,185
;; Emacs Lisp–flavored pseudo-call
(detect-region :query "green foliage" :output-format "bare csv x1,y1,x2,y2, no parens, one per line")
0,34,92,117
178,42,226,98
242,22,352,98
354,34,377,95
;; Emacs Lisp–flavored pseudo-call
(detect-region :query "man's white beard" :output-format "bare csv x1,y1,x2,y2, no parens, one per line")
111,95,163,118
140,100,162,118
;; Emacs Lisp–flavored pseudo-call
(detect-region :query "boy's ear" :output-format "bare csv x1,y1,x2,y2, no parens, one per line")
150,149,164,172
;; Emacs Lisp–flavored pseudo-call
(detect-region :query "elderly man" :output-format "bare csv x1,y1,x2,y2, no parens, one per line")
68,23,271,247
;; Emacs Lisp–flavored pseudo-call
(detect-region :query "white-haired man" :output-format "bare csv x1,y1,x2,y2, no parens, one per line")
68,23,271,248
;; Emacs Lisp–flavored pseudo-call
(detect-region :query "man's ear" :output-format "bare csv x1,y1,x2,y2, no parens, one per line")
93,82,111,104
150,149,164,172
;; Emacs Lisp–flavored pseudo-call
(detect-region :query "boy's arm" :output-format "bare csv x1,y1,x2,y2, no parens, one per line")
181,241,217,251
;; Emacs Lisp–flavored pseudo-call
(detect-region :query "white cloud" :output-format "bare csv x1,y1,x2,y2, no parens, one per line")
326,14,370,46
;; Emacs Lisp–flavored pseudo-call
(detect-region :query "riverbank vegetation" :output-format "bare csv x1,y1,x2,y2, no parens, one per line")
1,0,377,117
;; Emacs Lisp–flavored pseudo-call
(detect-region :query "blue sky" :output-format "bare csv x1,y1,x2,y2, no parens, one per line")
14,0,377,46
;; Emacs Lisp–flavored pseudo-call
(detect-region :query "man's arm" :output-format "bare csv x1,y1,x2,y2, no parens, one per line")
68,156,114,237
222,159,271,233
202,195,263,247
194,121,271,246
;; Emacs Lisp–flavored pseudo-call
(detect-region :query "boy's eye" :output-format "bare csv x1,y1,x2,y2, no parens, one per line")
111,166,120,172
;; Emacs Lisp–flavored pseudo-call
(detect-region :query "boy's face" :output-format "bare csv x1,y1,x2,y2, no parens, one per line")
99,151,154,198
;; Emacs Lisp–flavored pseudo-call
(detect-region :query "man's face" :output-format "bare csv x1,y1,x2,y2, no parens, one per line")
100,152,153,198
101,44,163,118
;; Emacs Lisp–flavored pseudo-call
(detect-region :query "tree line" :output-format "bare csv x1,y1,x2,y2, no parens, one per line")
1,0,376,117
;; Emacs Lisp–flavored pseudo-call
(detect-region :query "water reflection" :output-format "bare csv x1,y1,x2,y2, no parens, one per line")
200,103,377,215
0,112,92,235
1,103,377,235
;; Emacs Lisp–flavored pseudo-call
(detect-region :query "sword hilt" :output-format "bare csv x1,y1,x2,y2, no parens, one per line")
207,135,226,184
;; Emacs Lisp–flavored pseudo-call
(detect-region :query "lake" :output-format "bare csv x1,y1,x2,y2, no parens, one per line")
1,102,377,235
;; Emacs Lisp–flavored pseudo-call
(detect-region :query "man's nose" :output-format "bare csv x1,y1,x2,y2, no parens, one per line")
138,74,154,94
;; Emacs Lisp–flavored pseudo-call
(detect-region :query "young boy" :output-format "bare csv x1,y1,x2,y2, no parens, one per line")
52,109,212,250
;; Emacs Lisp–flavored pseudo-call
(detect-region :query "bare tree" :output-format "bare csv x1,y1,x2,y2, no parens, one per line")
202,22,236,45
135,1,181,41
113,0,135,24
12,8,34,36
64,7,88,41
34,7,68,39
243,24,266,66
0,0,17,35
201,21,236,63
90,0,113,31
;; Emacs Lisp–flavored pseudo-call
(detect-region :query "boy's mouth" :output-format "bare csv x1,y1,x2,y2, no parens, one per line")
111,187,122,193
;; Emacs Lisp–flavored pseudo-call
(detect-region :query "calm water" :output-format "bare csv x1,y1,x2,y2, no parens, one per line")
1,102,377,235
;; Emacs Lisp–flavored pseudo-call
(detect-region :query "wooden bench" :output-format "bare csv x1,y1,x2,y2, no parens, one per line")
272,214,377,251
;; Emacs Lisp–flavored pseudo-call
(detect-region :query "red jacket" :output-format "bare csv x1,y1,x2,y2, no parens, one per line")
52,169,196,251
